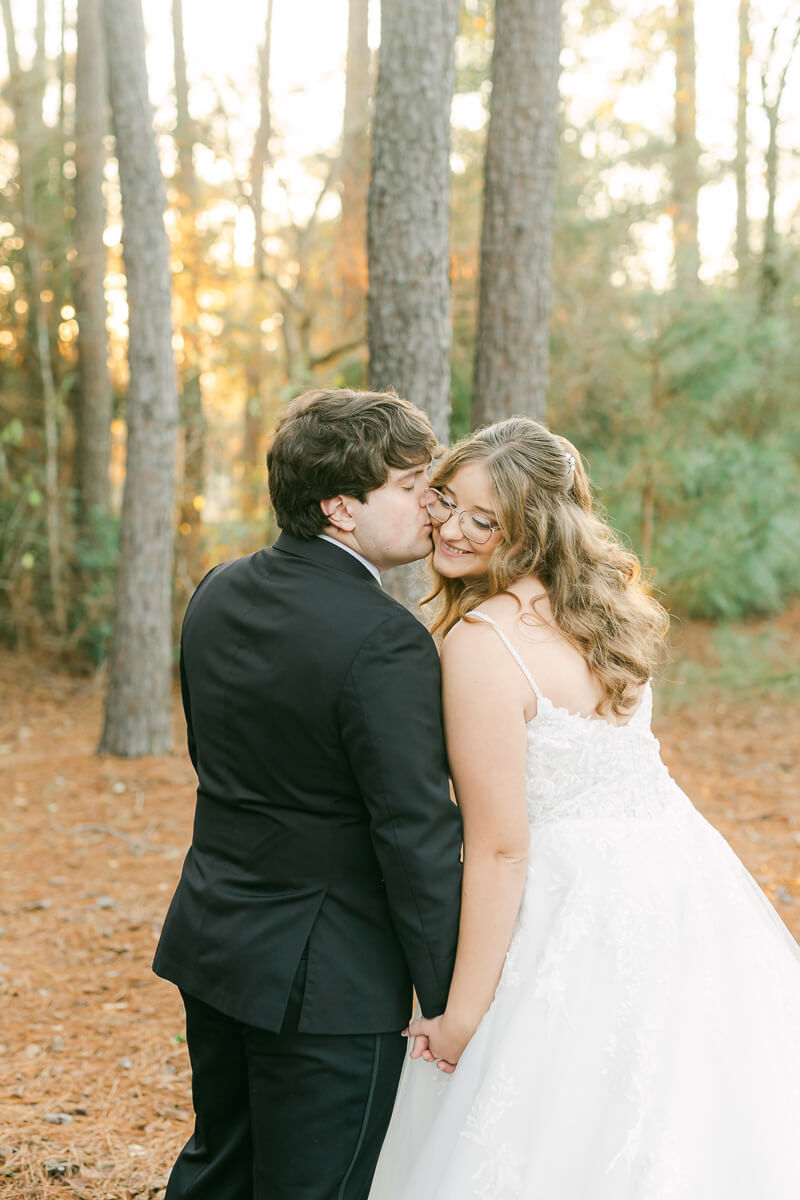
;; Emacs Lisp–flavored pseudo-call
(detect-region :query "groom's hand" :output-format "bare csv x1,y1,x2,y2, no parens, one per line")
406,1014,469,1072
404,1030,436,1062
403,1026,456,1073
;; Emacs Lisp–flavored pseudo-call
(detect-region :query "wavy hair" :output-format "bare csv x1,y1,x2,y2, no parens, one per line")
268,388,438,538
423,417,669,716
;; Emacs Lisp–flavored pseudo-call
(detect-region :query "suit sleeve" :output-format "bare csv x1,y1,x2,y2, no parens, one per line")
179,640,197,772
179,562,225,774
339,609,463,1017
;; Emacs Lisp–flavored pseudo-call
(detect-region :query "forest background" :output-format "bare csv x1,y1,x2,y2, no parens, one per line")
1,0,800,1195
1,0,799,697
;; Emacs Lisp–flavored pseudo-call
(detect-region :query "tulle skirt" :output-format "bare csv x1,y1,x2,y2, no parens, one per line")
370,800,800,1199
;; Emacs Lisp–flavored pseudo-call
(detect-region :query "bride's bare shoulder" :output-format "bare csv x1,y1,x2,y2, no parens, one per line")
440,610,510,669
440,615,531,708
440,614,491,658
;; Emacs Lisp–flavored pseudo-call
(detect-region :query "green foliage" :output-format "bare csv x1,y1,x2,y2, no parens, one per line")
449,360,473,442
657,622,800,711
71,512,120,664
445,47,800,623
592,431,800,619
553,287,800,621
0,483,47,646
2,0,798,660
452,153,800,623
332,358,368,391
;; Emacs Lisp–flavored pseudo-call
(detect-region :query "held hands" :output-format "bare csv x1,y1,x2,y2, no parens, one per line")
404,1012,473,1075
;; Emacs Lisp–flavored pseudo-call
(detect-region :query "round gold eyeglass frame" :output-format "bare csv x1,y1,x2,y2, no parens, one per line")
424,487,503,546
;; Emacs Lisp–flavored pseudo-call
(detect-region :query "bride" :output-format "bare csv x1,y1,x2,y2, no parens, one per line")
369,417,800,1199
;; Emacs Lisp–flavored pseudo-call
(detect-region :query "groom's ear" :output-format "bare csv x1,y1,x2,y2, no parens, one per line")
320,496,357,532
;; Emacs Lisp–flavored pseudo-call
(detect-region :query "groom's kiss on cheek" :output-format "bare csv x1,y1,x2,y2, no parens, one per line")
323,462,434,573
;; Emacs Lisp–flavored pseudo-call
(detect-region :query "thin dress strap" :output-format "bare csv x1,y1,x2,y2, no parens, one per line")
466,612,543,700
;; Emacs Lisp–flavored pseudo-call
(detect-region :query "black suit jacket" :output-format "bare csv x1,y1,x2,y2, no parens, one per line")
153,533,463,1034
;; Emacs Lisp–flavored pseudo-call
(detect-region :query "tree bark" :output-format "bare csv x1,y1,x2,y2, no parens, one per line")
172,0,206,585
759,18,800,310
761,97,779,307
367,0,459,443
243,1,275,516
735,0,750,282
671,0,700,289
471,0,562,427
99,0,179,757
74,0,112,525
251,0,274,282
337,0,371,329
172,0,194,202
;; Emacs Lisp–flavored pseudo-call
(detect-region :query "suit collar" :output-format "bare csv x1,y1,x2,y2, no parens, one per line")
272,531,380,586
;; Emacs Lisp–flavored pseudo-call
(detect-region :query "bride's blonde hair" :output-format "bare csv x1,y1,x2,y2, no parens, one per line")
423,417,669,716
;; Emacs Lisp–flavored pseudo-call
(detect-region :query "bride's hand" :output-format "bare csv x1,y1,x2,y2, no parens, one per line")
406,1013,471,1072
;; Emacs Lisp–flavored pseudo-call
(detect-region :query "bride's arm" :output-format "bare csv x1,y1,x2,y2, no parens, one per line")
409,619,531,1068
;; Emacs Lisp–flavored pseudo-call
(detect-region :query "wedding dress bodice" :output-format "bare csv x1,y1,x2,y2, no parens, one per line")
468,613,686,828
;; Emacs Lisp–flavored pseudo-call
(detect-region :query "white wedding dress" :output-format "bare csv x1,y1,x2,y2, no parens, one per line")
370,613,800,1200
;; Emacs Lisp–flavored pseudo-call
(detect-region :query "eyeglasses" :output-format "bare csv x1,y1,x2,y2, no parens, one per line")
424,487,502,545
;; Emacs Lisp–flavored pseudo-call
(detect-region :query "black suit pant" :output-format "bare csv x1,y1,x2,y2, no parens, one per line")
165,955,407,1200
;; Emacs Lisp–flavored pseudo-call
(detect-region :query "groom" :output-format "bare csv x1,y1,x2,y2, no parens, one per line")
153,388,463,1199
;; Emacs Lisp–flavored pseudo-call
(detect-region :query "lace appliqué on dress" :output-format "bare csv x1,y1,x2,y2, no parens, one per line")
460,1065,522,1199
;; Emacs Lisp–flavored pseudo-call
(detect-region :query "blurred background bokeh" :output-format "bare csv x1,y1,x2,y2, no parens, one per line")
1,0,798,714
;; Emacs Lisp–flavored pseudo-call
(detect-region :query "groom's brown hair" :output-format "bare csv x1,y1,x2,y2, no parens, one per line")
267,388,439,539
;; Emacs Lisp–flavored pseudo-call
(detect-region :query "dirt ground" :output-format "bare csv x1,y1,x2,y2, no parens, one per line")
1,613,799,1199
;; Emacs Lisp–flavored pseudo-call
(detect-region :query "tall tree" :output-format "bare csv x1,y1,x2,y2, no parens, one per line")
1,0,67,631
671,0,700,288
242,0,275,513
172,0,207,586
172,0,194,203
367,0,460,442
74,0,112,527
735,0,750,282
251,0,274,283
759,16,800,309
99,0,179,756
471,0,562,426
337,0,371,330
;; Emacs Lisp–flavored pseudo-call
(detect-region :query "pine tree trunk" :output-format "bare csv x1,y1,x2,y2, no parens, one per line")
74,0,112,526
735,0,750,282
760,103,779,306
172,0,206,587
242,1,274,517
172,0,194,201
99,0,179,757
671,0,700,289
337,0,371,330
367,0,459,443
471,0,562,427
758,18,800,309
